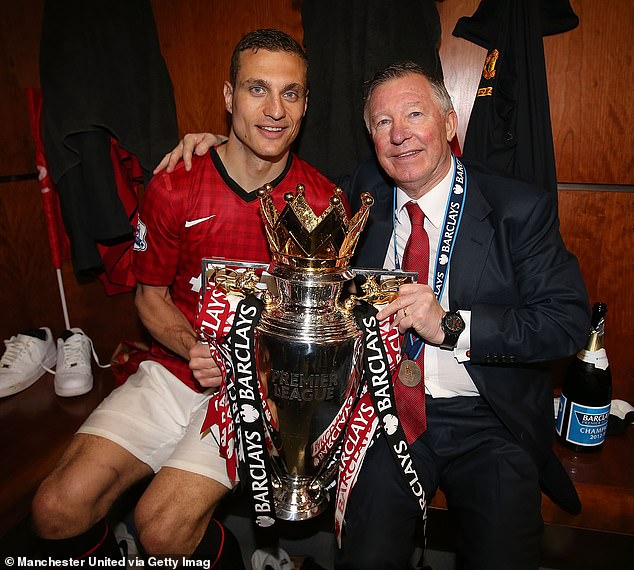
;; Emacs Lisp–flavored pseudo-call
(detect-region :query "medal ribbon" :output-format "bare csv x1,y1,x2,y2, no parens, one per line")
395,155,468,358
353,303,427,512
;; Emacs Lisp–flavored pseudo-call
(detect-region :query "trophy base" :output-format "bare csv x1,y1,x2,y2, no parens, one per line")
273,476,328,521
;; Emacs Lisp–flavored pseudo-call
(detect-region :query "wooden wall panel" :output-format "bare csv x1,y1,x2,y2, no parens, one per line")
0,0,144,360
0,180,145,363
0,181,58,333
0,0,43,176
558,189,634,402
545,0,634,185
437,0,485,148
3,0,629,182
151,0,303,137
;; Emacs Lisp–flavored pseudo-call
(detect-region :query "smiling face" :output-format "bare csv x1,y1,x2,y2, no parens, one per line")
224,48,308,164
366,73,457,199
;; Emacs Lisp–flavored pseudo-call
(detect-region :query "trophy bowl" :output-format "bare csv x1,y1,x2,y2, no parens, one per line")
256,264,363,520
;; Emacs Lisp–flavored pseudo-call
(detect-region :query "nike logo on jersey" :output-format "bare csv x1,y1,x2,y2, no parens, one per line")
184,215,216,228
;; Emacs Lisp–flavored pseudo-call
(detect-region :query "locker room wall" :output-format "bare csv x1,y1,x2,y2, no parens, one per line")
0,0,631,400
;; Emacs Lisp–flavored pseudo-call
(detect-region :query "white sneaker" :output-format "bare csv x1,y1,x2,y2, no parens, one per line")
0,327,57,398
251,547,295,570
53,328,104,397
114,520,141,569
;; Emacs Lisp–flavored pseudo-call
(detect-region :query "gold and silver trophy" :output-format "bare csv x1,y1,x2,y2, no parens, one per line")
202,184,412,522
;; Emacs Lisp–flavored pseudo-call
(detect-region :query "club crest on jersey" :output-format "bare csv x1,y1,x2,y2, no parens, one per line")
134,217,148,252
482,48,499,80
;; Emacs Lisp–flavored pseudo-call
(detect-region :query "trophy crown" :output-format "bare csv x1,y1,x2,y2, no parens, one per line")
258,183,374,270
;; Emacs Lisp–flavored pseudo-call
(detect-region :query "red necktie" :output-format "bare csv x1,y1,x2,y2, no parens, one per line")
395,201,428,444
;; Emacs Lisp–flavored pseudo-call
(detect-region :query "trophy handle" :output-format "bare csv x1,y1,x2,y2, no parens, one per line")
340,274,406,312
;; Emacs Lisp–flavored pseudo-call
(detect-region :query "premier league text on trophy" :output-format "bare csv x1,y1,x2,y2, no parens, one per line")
6,555,213,568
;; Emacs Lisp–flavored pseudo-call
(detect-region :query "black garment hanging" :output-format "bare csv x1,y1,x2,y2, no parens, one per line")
296,0,444,182
453,0,579,195
40,0,178,274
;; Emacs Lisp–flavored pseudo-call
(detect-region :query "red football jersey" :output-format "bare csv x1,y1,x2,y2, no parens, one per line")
133,147,338,391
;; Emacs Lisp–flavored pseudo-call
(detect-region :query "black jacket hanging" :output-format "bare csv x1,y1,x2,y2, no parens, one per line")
39,0,179,275
453,0,579,195
296,0,444,182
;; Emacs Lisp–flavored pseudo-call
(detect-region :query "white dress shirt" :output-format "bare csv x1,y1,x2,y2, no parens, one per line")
383,161,479,398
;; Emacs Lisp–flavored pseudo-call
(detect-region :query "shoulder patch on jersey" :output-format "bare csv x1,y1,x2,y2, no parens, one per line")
134,217,148,252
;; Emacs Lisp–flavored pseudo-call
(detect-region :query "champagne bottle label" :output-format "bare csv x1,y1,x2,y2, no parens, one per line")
556,393,611,446
577,348,609,370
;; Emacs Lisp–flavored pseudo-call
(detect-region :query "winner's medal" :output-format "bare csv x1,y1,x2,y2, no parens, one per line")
398,359,421,387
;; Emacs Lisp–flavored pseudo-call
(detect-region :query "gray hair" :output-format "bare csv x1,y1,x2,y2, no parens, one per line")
363,61,454,129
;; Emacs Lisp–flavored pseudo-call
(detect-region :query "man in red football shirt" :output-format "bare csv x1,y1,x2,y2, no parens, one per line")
32,30,336,566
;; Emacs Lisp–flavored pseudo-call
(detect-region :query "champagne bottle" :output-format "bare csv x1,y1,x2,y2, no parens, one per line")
556,302,612,451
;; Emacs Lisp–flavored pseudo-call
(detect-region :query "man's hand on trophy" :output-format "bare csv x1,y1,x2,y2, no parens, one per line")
189,341,223,388
154,132,227,174
376,283,445,345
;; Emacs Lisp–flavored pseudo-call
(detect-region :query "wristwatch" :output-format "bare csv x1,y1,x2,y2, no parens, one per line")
440,311,465,350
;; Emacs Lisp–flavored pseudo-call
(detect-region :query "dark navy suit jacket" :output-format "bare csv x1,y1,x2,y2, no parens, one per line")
343,156,590,512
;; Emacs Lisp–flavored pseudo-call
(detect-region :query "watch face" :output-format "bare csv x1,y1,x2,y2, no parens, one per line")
444,312,465,333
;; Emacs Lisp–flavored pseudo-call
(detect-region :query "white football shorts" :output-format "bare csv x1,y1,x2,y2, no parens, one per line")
78,360,233,488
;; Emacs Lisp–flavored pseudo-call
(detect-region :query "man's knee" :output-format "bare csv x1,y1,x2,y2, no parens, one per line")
134,499,170,555
32,482,64,536
32,435,147,538
134,468,229,555
134,494,218,556
32,473,94,537
135,505,197,555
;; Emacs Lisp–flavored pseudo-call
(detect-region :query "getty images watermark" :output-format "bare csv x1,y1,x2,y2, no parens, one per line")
4,557,213,569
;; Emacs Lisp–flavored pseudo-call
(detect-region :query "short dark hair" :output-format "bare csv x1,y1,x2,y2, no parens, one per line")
363,61,454,128
230,29,308,86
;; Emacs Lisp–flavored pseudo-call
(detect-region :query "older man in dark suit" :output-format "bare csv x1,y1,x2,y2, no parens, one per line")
338,61,589,570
